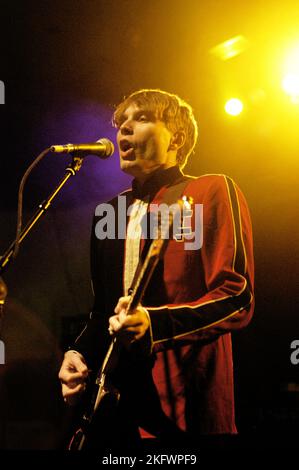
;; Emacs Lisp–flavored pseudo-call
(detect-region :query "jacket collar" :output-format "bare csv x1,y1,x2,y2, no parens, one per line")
131,166,183,200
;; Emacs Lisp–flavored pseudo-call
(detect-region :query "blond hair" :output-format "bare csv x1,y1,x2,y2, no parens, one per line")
113,89,198,168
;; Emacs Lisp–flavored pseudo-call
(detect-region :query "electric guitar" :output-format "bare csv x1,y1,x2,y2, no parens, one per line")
68,197,187,450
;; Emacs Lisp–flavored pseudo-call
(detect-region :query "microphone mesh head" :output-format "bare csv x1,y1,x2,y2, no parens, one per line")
97,138,114,158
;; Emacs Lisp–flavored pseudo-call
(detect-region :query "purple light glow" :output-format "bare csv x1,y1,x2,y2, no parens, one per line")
36,100,131,207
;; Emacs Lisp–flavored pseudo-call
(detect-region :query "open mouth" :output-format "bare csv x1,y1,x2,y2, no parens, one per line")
120,139,133,151
119,139,135,158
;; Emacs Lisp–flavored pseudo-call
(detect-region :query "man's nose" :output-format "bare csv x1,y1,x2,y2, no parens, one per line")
120,120,133,135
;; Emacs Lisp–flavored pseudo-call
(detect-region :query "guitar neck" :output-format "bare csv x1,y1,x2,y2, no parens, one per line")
98,199,184,377
127,237,165,312
98,238,166,379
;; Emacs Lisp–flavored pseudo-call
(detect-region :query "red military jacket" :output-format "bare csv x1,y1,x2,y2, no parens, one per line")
74,166,254,436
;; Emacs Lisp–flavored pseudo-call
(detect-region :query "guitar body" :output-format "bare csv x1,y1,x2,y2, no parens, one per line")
68,357,150,449
68,344,122,450
68,384,120,450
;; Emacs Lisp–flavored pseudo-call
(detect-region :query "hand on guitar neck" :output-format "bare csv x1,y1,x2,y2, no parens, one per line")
108,295,150,345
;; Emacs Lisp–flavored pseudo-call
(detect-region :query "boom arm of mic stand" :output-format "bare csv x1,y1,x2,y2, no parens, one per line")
0,156,84,276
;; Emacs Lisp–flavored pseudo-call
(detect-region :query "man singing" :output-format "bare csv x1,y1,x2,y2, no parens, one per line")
58,89,254,447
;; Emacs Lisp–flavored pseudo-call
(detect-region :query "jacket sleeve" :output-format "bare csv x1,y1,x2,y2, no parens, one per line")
145,175,254,351
71,216,111,370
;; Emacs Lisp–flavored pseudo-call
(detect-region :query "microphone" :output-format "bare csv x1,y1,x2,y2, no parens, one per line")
50,138,114,159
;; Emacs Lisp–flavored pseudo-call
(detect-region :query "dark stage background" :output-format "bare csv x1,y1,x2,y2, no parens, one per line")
0,0,298,452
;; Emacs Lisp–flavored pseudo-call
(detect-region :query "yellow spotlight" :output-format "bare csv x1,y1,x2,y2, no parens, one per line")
282,74,299,101
282,45,299,102
225,98,244,116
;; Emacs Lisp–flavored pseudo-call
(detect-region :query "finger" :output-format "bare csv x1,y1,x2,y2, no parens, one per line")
59,359,88,378
69,355,88,375
121,325,141,333
122,315,143,328
134,331,146,341
109,315,122,332
62,382,86,397
60,373,85,388
114,296,130,314
61,351,89,376
118,309,127,324
117,326,147,342
114,296,126,314
109,310,127,331
63,383,86,405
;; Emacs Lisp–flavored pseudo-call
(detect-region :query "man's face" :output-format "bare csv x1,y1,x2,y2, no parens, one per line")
116,103,176,180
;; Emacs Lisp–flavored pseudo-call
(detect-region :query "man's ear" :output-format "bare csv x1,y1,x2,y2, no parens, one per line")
168,130,186,151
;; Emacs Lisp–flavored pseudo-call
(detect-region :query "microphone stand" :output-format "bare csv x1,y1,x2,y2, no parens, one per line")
0,155,84,275
0,155,84,333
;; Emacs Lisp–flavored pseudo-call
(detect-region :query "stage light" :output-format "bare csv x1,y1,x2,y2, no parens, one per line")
282,74,299,102
225,98,243,116
210,35,249,61
282,45,299,102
